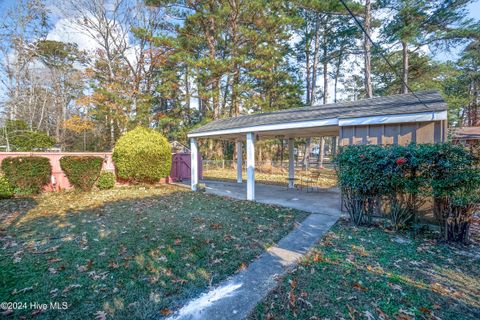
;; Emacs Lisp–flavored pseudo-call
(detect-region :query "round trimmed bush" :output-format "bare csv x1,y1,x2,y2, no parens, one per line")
97,172,116,190
1,156,52,194
113,127,172,183
0,175,14,199
60,156,103,191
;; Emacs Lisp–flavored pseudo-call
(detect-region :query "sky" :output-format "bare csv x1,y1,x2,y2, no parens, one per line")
0,0,478,61
0,0,479,105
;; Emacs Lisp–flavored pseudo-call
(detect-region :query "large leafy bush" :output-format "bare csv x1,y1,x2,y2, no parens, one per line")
417,143,480,242
60,156,103,191
1,157,52,194
335,143,479,242
0,174,14,199
113,127,172,183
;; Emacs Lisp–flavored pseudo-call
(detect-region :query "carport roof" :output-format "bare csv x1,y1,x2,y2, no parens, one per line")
188,90,447,138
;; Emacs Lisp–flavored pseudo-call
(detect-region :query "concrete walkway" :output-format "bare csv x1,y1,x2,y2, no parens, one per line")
167,181,341,320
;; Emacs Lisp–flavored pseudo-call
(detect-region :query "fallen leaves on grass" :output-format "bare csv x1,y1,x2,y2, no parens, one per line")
95,310,107,320
77,260,94,272
0,309,13,317
62,284,82,294
351,245,369,257
30,309,45,317
160,308,172,316
352,282,368,292
237,262,247,272
11,286,33,295
30,245,60,254
88,270,109,280
313,253,323,263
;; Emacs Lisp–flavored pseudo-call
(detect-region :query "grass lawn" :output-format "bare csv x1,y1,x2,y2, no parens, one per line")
203,167,337,189
251,219,480,320
0,185,308,319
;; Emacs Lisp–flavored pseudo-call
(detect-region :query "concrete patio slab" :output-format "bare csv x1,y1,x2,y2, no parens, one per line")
187,179,342,216
166,180,341,320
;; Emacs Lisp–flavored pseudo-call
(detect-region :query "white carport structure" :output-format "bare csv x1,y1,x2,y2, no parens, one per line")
188,90,448,201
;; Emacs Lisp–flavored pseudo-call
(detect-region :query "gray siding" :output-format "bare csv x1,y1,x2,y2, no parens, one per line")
339,121,447,146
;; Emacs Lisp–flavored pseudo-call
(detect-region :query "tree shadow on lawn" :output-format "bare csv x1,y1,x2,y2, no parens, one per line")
0,197,38,229
0,189,308,320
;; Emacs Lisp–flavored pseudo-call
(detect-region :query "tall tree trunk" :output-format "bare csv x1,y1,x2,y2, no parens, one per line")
110,117,115,150
303,138,311,169
305,34,311,105
334,52,342,103
318,137,325,168
231,66,240,116
197,75,206,119
185,64,190,109
401,40,409,94
212,78,220,119
311,15,321,105
364,0,373,98
323,42,329,104
229,0,240,116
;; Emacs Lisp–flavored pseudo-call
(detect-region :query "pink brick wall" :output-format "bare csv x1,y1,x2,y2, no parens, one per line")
0,152,201,191
0,152,115,191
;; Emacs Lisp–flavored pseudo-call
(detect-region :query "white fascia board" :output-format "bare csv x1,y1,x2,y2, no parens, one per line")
187,118,339,138
187,110,448,138
338,110,447,127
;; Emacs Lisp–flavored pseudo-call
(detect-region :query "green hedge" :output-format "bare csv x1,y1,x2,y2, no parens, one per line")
97,172,116,190
1,157,52,195
0,175,14,199
60,156,103,191
335,143,480,242
113,127,172,183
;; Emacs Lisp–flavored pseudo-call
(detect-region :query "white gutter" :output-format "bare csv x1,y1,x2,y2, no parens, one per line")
338,110,447,127
188,110,447,138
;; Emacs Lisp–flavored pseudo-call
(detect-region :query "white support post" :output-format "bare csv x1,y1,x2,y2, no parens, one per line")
190,138,198,191
288,138,295,189
246,132,255,201
236,141,243,183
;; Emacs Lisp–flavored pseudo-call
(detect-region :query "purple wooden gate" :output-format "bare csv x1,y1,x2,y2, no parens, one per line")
170,153,202,182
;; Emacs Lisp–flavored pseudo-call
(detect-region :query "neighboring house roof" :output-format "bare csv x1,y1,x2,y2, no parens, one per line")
189,90,447,137
170,141,190,153
452,127,480,140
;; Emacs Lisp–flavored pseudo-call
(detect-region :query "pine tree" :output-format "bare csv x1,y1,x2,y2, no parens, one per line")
381,0,479,94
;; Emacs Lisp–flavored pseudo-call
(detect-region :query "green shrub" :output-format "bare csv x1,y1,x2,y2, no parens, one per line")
335,143,480,242
60,156,103,191
335,145,400,225
1,157,51,194
1,119,55,151
97,171,116,190
0,175,14,199
418,143,480,243
113,127,172,183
